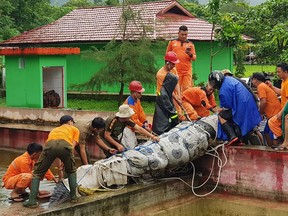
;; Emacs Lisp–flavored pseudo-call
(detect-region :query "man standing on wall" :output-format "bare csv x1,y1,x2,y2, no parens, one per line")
166,25,197,92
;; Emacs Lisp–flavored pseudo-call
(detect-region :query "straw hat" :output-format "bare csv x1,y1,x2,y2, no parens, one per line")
221,69,233,76
116,104,135,118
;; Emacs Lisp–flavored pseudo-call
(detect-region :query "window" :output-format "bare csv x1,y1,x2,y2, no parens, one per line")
19,58,25,69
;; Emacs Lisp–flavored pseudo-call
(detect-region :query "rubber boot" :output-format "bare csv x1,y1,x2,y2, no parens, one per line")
68,172,77,203
221,122,238,146
23,178,40,208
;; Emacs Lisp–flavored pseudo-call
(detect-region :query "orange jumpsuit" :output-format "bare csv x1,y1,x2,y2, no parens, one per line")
166,39,196,92
2,152,54,190
268,79,288,137
124,96,147,127
182,87,213,120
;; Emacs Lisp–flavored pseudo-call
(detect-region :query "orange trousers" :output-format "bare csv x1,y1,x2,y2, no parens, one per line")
4,173,32,189
268,115,282,138
178,73,193,93
182,100,199,120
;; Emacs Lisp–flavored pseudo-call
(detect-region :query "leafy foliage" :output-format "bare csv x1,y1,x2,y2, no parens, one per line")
62,0,94,7
73,5,157,106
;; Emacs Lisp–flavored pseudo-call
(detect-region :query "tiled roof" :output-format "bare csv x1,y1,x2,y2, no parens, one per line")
0,0,215,46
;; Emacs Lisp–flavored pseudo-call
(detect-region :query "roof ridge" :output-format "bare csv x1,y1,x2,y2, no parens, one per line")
75,0,174,10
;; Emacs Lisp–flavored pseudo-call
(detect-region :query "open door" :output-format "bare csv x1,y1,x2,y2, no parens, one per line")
42,66,64,108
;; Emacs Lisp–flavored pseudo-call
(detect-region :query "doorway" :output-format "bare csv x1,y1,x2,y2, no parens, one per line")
42,66,64,108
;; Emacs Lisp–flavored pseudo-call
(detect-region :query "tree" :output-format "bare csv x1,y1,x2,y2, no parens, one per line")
206,0,245,72
63,0,94,7
238,0,288,64
74,5,157,106
183,2,209,19
0,0,19,41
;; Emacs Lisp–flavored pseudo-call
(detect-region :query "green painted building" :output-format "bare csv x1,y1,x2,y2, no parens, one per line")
0,0,233,108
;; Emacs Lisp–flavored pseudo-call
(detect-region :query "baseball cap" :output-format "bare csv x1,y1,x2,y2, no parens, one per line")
60,115,75,125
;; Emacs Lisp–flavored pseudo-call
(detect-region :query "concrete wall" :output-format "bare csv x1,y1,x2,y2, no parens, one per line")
194,146,288,202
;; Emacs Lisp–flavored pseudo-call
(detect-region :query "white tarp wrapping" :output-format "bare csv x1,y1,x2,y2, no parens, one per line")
74,115,218,189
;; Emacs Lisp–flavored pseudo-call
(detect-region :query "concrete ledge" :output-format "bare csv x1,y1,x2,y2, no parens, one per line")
0,107,153,126
40,180,192,216
0,107,114,126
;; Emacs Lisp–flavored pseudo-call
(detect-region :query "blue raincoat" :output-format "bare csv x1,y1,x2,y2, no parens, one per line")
217,76,261,140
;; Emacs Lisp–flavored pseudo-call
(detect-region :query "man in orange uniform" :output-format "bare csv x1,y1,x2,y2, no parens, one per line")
251,72,281,145
197,84,218,117
124,81,151,131
267,63,288,146
182,85,217,121
166,25,196,92
24,115,80,208
153,52,181,134
2,143,56,202
155,51,184,121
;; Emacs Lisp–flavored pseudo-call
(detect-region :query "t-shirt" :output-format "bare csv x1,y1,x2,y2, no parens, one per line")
105,116,136,142
257,82,281,118
74,120,102,145
46,124,80,146
281,78,288,108
124,96,147,127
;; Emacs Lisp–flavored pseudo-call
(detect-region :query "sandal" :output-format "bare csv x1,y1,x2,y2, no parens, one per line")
8,196,25,202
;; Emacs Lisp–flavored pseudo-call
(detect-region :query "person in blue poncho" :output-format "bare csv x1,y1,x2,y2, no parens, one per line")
208,71,262,146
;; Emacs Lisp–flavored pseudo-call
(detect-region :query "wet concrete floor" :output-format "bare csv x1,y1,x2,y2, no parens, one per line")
0,148,85,215
0,149,55,209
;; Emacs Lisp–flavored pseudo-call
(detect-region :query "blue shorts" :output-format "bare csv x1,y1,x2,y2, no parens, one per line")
264,121,274,140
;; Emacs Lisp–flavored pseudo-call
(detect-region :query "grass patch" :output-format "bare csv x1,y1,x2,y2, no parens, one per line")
67,99,155,114
234,64,276,77
0,97,6,107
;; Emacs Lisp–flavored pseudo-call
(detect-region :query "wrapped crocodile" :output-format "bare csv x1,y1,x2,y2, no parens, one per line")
50,115,218,204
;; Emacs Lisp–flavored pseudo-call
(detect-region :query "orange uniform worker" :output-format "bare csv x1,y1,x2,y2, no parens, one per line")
251,73,281,119
24,115,79,208
182,87,215,120
124,81,150,131
251,72,281,146
198,84,218,117
166,25,196,92
153,52,181,134
156,51,184,120
2,143,56,202
267,63,288,141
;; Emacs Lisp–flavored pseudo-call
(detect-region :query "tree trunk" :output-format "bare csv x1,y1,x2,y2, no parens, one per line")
209,23,215,72
118,82,124,107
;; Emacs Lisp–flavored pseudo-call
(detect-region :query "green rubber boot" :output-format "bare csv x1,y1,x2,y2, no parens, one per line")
23,178,40,208
68,172,77,203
